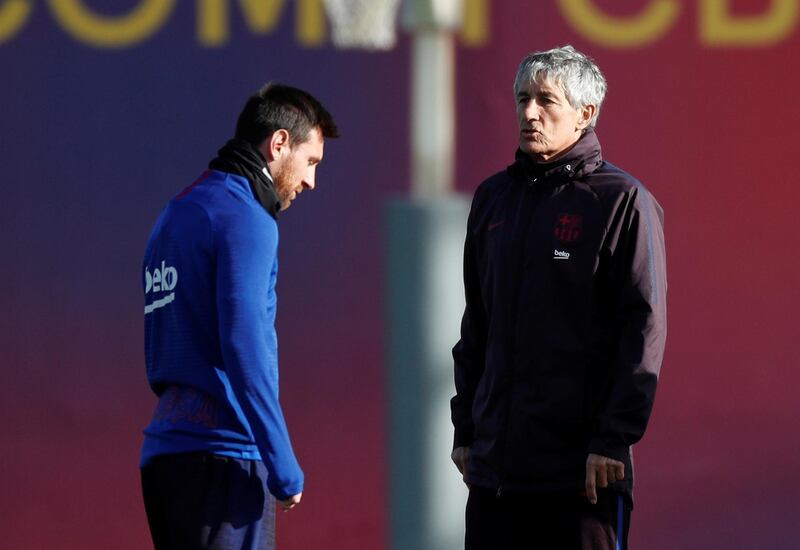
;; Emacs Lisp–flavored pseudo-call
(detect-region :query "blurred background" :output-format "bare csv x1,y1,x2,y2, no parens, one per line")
1,1,799,548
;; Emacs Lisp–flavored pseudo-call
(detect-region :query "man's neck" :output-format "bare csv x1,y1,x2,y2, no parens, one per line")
532,136,581,164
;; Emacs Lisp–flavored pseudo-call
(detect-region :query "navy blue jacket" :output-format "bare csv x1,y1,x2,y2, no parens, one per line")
451,129,667,497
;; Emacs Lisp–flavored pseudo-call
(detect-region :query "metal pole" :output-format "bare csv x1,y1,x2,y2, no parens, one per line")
410,29,455,199
404,0,461,197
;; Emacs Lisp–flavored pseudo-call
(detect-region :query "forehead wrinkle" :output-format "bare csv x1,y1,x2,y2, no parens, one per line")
519,78,563,99
528,72,573,106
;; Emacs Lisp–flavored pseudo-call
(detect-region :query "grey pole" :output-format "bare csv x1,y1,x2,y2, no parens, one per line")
387,2,469,549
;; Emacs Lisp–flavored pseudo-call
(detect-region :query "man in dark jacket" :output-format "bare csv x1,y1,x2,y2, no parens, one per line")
451,46,667,549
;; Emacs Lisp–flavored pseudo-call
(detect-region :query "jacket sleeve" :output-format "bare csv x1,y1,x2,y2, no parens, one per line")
215,212,304,501
588,184,667,463
451,199,487,449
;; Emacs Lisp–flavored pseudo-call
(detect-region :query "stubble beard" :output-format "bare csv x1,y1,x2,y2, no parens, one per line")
521,133,548,156
274,160,297,210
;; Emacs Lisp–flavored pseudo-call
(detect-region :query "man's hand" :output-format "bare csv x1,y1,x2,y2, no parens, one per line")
451,446,470,485
279,492,302,512
585,453,624,504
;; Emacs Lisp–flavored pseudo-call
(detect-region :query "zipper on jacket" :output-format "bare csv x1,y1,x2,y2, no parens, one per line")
496,486,503,499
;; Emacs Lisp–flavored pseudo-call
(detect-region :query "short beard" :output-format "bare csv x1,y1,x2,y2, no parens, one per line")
274,158,296,209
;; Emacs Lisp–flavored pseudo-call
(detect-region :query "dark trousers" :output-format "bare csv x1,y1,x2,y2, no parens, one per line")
141,453,275,550
465,487,630,550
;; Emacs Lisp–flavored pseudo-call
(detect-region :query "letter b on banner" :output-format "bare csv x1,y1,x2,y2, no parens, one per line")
702,0,798,46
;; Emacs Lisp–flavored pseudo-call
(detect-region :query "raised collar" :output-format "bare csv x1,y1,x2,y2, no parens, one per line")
508,128,603,186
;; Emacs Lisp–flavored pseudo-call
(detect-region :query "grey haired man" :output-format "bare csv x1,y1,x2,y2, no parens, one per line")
451,45,667,549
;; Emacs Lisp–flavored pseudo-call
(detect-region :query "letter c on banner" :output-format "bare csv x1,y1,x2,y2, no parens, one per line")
48,0,176,48
558,0,681,48
0,0,32,43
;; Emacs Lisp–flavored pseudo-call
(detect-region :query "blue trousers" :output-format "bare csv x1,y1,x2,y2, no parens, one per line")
141,453,276,550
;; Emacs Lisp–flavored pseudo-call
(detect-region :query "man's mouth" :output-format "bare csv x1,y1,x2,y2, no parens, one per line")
521,129,542,140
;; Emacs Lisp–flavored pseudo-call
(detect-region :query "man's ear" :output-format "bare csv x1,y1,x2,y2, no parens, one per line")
265,129,290,161
577,104,596,131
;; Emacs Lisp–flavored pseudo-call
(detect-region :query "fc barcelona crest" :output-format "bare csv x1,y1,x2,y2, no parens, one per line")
554,214,582,243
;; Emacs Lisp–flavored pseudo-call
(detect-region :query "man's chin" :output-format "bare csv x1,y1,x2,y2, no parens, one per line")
519,143,544,156
278,191,297,211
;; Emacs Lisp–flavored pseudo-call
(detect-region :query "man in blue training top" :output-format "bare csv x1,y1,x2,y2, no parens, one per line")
141,83,338,550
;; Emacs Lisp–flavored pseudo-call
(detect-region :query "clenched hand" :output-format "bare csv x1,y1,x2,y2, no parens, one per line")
279,492,302,512
585,453,624,504
451,446,470,486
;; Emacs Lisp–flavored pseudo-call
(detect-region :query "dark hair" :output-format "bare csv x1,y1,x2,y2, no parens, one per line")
235,83,339,147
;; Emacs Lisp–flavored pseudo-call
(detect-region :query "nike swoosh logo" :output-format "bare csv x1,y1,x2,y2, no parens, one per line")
488,220,505,231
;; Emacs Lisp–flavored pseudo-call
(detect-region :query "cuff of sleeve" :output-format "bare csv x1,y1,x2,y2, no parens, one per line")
269,476,304,501
588,440,629,464
453,430,473,450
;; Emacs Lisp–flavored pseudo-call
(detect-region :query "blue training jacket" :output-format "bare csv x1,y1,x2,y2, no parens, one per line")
141,169,303,501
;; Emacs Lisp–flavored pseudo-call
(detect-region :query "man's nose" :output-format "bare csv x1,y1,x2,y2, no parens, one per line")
524,101,541,120
302,170,316,190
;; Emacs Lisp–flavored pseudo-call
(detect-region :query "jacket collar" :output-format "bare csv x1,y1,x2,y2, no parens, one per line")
508,128,603,186
208,138,281,219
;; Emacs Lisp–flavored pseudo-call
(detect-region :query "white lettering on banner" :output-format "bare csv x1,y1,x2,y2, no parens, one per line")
144,260,178,314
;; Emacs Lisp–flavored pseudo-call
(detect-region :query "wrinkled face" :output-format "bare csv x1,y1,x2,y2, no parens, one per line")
516,76,590,162
273,127,324,211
